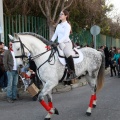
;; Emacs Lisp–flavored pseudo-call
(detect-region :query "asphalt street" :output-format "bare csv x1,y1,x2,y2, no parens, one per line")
0,73,120,120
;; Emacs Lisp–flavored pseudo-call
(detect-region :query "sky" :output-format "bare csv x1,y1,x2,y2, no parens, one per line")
106,0,120,17
111,0,120,13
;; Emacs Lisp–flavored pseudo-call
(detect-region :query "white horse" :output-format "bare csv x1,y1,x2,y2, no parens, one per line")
9,32,105,120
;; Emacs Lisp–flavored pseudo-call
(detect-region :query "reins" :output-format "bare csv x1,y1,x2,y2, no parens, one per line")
13,38,31,59
36,47,57,81
31,48,51,60
13,36,57,82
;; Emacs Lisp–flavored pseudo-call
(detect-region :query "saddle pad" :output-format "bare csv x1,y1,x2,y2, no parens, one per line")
57,48,84,65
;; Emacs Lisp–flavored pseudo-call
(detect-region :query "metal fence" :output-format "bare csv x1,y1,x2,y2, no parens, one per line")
70,30,120,49
4,15,49,45
4,15,120,49
70,30,93,46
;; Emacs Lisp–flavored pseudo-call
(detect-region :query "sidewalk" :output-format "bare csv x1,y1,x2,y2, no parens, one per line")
0,68,110,100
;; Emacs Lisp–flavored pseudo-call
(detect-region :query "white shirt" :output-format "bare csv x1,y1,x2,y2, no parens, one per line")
11,51,17,70
51,21,71,43
4,46,8,50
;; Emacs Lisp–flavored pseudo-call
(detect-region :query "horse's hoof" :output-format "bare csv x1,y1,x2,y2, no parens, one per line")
86,112,91,116
54,108,59,115
44,118,51,120
93,104,96,108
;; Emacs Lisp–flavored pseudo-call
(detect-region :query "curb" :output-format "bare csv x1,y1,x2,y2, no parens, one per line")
52,78,87,94
0,69,110,99
0,78,87,99
52,68,109,93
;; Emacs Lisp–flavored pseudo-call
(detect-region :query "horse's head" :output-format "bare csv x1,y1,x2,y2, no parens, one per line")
8,34,30,67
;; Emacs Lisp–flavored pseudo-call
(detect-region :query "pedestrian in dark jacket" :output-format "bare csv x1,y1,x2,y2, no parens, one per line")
109,47,117,77
0,42,8,91
3,42,18,103
104,46,109,69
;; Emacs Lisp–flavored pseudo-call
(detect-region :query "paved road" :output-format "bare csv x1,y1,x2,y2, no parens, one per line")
0,73,120,120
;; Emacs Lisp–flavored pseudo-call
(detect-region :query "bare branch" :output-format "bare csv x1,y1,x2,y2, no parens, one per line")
63,0,74,10
61,0,65,10
53,0,60,21
38,1,47,17
45,1,50,17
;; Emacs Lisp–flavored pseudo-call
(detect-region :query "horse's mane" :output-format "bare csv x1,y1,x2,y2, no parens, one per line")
17,32,51,45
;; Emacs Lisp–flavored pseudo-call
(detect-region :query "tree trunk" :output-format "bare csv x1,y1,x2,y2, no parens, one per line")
49,23,55,40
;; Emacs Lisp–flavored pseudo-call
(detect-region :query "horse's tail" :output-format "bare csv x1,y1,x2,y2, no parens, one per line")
96,53,105,92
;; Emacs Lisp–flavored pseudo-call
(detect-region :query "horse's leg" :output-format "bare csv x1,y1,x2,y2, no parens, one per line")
93,92,97,108
85,75,97,116
86,86,97,116
47,91,53,108
44,91,54,119
38,82,59,120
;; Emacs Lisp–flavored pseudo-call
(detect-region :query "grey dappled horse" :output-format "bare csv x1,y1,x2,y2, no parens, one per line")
9,32,105,120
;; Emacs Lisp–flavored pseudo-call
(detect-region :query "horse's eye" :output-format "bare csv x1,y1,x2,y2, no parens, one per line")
17,48,20,51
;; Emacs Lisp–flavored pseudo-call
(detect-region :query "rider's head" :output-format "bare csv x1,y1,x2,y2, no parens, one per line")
59,10,69,22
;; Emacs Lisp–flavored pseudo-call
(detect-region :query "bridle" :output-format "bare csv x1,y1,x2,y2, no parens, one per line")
12,36,57,81
12,37,31,60
13,36,56,61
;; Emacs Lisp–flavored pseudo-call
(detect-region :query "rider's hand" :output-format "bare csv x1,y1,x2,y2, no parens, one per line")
51,43,58,47
49,41,59,48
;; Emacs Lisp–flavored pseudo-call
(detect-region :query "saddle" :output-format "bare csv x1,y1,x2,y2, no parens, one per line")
54,46,83,65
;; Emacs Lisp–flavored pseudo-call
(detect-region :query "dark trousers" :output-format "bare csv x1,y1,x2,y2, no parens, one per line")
0,72,8,88
110,66,116,76
117,65,120,77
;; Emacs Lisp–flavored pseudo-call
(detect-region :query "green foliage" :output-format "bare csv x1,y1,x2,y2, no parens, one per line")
3,0,120,38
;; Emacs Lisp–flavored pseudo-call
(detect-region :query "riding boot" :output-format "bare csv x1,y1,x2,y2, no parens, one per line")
66,56,77,81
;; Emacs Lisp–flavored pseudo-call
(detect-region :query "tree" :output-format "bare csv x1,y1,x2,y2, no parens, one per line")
37,0,74,39
3,0,74,39
69,0,113,31
3,0,41,16
4,0,120,38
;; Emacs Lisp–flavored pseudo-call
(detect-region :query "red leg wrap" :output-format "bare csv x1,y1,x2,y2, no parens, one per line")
89,95,94,108
25,74,30,78
48,102,53,108
40,100,51,111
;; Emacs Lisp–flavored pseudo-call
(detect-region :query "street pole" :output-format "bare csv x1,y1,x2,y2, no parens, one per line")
93,35,96,49
0,0,4,42
90,25,100,49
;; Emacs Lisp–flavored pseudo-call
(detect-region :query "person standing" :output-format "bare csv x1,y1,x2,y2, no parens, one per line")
109,47,117,77
0,42,8,91
3,41,18,103
113,48,120,77
104,46,110,69
51,10,77,81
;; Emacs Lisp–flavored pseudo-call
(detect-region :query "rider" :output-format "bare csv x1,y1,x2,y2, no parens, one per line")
51,10,77,81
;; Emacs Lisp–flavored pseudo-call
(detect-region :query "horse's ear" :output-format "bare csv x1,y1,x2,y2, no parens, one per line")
14,33,19,39
8,34,14,42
